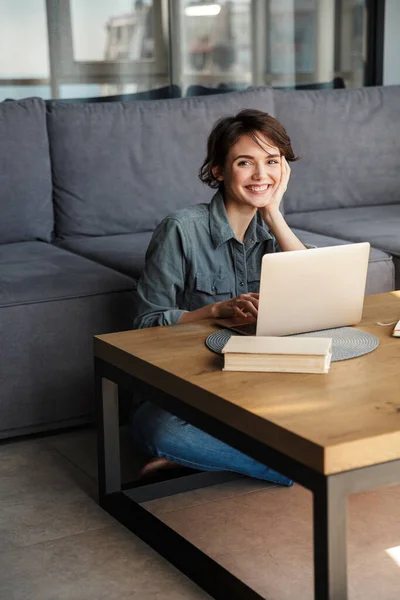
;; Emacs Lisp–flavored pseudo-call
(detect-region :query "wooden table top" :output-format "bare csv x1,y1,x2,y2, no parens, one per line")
94,291,400,475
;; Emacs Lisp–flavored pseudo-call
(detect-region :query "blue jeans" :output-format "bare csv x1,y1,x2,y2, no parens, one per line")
130,401,293,487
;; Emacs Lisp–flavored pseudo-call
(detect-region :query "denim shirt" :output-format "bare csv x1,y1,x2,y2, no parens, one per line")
133,190,281,329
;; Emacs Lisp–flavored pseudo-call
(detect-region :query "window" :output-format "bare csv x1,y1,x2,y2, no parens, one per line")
171,0,371,92
0,0,386,101
47,0,168,98
0,0,50,100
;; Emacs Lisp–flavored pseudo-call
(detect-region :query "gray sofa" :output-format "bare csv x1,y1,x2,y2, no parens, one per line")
1,85,399,439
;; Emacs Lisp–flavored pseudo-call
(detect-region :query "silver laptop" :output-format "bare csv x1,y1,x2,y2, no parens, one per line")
224,242,370,337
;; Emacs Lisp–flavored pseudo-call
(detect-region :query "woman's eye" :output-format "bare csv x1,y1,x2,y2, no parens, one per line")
268,159,279,165
238,160,250,166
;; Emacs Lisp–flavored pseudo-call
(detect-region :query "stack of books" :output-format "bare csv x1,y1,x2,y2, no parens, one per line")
222,335,332,374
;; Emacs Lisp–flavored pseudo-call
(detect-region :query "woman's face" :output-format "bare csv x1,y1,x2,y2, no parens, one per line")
218,133,282,212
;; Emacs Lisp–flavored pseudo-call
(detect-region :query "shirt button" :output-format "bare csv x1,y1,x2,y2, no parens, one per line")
211,286,216,291
239,281,244,286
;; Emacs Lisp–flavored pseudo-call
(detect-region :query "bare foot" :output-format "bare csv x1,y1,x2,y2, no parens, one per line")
138,456,182,479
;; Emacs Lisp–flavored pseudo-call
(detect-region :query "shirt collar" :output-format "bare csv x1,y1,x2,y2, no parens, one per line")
209,190,274,249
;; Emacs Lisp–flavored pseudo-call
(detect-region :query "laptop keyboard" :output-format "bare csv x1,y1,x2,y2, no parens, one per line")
224,322,257,336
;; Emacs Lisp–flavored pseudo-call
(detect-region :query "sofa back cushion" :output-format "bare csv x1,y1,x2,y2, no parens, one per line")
47,88,275,238
274,85,400,213
0,98,53,243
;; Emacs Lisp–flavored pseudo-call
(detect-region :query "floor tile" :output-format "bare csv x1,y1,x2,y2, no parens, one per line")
142,477,274,515
0,524,211,600
40,428,99,481
0,444,89,504
0,490,113,554
154,483,400,600
0,439,57,478
347,485,400,600
0,440,112,553
41,425,144,483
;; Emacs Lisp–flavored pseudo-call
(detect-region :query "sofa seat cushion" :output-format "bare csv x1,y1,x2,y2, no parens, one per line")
0,98,53,244
0,242,134,308
56,232,153,280
273,85,400,213
291,228,395,294
287,205,400,257
292,228,393,260
47,87,275,238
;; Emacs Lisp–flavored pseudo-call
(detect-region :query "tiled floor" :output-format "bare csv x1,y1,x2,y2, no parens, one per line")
0,427,399,600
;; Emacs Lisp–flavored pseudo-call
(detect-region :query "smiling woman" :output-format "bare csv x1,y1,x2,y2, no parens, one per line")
197,109,306,250
130,108,306,484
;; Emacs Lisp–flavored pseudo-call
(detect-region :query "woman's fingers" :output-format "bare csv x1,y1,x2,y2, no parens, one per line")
236,297,258,317
233,306,247,317
237,295,259,310
215,294,260,318
238,293,259,302
282,156,291,189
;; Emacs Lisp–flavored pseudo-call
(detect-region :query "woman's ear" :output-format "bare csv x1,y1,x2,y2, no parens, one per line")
211,165,223,181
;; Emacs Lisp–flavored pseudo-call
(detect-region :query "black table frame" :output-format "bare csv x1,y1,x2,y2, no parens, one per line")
95,357,400,600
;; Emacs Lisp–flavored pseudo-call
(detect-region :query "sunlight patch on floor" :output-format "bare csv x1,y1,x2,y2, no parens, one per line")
385,546,400,567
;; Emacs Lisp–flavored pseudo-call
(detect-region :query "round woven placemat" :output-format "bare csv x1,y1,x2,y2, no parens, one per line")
205,327,379,362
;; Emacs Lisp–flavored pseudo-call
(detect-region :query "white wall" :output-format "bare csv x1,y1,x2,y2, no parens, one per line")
383,0,400,85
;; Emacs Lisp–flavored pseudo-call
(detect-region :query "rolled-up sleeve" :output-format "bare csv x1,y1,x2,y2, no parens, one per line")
133,217,188,329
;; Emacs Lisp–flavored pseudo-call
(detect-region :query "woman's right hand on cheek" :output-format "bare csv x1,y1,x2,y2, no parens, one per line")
213,293,259,319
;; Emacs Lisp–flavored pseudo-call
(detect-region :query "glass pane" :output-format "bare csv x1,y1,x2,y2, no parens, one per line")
70,0,155,62
336,0,366,88
179,0,252,91
0,0,49,78
59,83,105,99
0,84,51,102
59,82,165,99
267,0,320,86
174,0,371,94
384,0,400,85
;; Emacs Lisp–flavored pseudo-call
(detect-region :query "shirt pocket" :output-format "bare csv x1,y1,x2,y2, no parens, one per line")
247,269,261,293
189,272,233,310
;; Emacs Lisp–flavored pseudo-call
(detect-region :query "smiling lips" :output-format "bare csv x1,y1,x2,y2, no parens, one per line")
245,184,272,194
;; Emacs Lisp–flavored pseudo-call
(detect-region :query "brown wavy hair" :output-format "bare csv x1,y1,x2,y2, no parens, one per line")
199,109,299,189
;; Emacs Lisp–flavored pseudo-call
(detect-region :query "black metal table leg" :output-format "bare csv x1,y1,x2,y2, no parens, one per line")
313,475,348,600
96,374,121,503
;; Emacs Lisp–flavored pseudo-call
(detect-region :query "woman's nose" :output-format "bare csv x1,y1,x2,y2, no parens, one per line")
252,164,272,180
